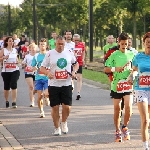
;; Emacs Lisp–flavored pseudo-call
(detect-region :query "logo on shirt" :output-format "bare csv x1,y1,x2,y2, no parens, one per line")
57,58,67,69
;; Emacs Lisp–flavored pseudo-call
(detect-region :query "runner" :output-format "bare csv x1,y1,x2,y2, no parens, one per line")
40,36,79,135
127,32,150,150
103,35,117,55
73,34,85,100
31,38,49,118
0,36,20,108
48,31,57,50
64,30,75,92
104,32,135,142
0,35,7,50
22,43,36,107
21,41,29,60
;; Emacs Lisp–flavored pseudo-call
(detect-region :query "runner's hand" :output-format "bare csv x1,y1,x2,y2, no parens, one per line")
3,55,9,60
47,72,54,79
127,75,133,85
72,71,77,79
115,67,124,72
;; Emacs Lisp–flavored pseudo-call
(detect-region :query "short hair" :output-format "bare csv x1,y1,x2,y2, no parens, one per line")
64,30,72,35
143,32,150,42
29,43,35,49
4,36,14,48
51,31,56,34
73,34,80,39
118,32,129,42
56,35,64,40
40,38,47,42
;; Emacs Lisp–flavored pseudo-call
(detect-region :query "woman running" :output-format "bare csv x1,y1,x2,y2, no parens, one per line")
0,36,20,108
128,32,150,150
22,43,36,107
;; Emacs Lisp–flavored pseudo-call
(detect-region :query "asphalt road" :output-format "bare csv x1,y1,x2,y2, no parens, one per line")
0,69,146,150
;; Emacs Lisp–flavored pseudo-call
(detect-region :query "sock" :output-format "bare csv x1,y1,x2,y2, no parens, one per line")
143,141,148,148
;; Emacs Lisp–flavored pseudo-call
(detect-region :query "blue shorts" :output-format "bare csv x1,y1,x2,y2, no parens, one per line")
35,79,48,91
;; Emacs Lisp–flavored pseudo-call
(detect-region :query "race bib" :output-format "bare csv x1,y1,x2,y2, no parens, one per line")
5,63,16,70
55,69,68,80
117,80,132,93
139,72,150,88
38,68,50,76
74,48,82,56
25,66,33,72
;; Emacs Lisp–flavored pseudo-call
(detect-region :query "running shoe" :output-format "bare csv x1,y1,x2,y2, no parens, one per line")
40,111,45,118
12,102,17,108
6,101,9,108
76,94,81,100
61,122,68,134
122,126,130,140
30,101,34,107
53,127,61,136
145,148,149,150
115,130,122,142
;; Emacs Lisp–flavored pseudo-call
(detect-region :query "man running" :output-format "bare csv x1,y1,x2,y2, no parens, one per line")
48,31,57,50
40,36,79,135
32,38,49,118
104,32,135,142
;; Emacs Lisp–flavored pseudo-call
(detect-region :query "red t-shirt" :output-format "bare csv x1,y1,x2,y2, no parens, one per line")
74,42,85,66
22,46,28,53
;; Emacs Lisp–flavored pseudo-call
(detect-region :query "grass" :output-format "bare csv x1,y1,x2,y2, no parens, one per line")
82,69,109,85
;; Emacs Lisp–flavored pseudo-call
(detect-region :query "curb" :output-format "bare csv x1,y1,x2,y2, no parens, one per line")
82,78,110,90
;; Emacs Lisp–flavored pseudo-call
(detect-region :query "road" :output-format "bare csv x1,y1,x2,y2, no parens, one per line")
0,69,145,150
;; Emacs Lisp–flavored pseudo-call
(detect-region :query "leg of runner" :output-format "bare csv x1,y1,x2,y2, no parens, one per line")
43,89,49,106
37,90,45,118
51,105,61,135
122,94,132,141
61,104,71,134
120,98,124,125
25,77,35,107
76,73,82,100
113,98,122,142
4,90,10,108
138,102,149,149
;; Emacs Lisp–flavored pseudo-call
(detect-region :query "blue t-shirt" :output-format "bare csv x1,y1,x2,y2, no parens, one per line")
133,52,150,90
32,53,48,80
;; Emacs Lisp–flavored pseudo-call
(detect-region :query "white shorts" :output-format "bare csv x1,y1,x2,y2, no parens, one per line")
133,90,150,105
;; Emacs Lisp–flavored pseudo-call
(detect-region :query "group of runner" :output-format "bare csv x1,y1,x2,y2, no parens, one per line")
104,32,150,150
0,30,86,136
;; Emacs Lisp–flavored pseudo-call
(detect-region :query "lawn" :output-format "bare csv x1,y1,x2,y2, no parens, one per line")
82,69,109,85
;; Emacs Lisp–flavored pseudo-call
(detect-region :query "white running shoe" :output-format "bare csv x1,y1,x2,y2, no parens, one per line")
40,111,45,118
30,101,34,107
62,122,68,134
53,127,61,136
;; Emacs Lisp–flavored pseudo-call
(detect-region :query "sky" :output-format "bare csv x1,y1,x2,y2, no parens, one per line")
0,0,24,7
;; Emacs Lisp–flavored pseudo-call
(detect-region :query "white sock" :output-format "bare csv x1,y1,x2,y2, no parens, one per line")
143,141,148,148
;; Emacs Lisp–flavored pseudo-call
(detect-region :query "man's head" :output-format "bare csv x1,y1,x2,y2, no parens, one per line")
64,30,72,41
39,38,47,51
21,35,26,41
73,34,80,45
51,31,57,39
107,35,115,44
13,34,17,40
128,37,132,48
118,32,129,51
55,36,65,52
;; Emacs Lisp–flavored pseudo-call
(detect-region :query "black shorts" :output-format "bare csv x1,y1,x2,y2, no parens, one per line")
77,66,82,74
25,74,35,81
111,91,132,99
48,85,72,107
1,70,20,90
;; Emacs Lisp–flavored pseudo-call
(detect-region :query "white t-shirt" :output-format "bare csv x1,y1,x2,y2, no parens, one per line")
129,47,138,55
64,41,75,51
22,54,34,74
41,49,76,87
14,38,20,46
0,40,4,49
2,48,19,72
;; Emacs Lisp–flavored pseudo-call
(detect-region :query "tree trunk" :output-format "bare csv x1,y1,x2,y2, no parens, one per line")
133,12,136,48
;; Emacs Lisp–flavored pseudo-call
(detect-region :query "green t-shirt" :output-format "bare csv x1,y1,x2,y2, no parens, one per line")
105,50,135,92
103,43,117,54
48,38,56,50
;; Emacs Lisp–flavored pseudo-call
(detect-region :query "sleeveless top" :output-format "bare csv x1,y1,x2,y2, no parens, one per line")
2,48,19,72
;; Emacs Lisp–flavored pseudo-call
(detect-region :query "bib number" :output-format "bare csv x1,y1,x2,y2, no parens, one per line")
139,72,150,88
25,66,33,72
74,48,82,56
117,80,132,93
5,63,16,69
55,70,68,80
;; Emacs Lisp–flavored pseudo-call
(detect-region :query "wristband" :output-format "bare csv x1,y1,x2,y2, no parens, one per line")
111,67,115,72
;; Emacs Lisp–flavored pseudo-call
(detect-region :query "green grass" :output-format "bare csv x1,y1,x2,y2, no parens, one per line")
83,69,109,85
